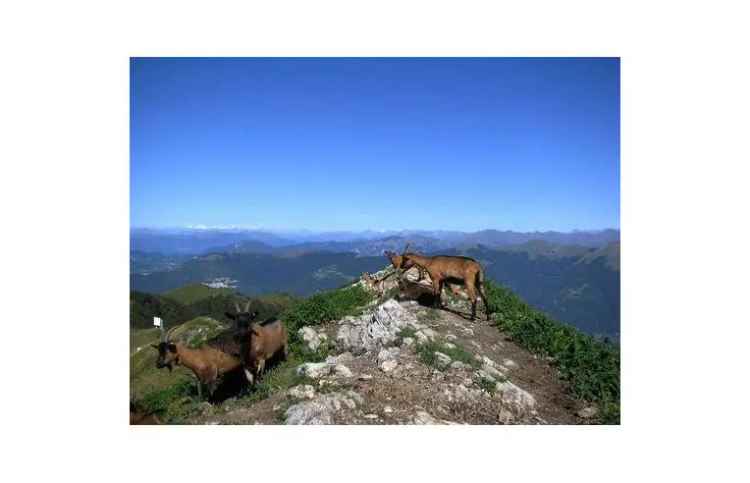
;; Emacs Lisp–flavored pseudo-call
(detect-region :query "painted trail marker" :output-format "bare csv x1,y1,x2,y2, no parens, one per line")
153,316,162,328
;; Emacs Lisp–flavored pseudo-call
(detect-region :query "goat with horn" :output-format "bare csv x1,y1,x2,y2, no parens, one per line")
383,243,426,282
400,248,491,321
226,299,288,387
152,318,242,400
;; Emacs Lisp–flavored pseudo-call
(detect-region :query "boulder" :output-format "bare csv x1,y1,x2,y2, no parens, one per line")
577,406,599,419
299,326,327,352
495,381,537,416
284,390,365,425
296,362,332,379
288,384,316,400
336,299,420,354
412,411,441,425
434,351,452,368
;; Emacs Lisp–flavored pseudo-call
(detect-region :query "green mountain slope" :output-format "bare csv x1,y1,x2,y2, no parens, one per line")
163,283,235,304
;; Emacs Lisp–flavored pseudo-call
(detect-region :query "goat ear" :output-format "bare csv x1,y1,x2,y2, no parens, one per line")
250,324,262,335
225,312,236,320
167,343,177,353
250,311,259,319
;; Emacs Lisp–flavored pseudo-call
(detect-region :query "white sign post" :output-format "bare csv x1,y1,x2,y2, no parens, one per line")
153,316,162,328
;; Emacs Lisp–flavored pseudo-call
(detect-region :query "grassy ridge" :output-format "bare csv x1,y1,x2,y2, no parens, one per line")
281,284,374,340
484,280,620,423
163,283,235,305
131,284,373,423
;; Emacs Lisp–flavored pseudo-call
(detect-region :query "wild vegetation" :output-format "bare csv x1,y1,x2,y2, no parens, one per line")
130,283,373,423
130,272,619,424
484,280,620,423
130,290,296,329
281,284,374,342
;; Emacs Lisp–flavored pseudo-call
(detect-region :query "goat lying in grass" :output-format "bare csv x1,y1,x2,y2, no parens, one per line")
402,250,490,320
227,304,289,386
152,324,242,400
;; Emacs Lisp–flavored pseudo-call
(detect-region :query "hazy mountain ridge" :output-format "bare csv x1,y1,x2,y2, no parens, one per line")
131,228,620,256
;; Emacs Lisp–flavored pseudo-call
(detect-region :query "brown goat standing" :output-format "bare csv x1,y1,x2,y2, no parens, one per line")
152,325,242,400
384,248,426,281
235,319,289,386
401,252,490,320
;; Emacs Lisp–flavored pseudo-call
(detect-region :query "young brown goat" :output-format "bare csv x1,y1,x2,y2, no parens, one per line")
234,318,289,386
384,247,426,281
401,252,490,320
152,325,242,399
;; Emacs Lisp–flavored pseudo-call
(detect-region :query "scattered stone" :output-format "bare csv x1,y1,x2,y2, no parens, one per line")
475,369,497,383
402,337,415,348
470,341,482,350
383,405,393,414
285,390,364,425
296,362,331,379
364,413,379,419
495,381,537,415
443,342,457,350
412,411,441,424
299,326,327,352
441,383,487,404
358,374,373,381
434,351,452,368
577,406,599,419
380,359,398,372
445,333,457,341
497,408,515,424
502,359,518,369
450,361,468,370
414,331,429,343
377,347,400,364
336,299,420,354
482,364,506,380
333,364,353,378
288,384,316,400
325,352,353,364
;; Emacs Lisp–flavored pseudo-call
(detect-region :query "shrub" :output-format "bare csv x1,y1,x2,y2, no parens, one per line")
281,285,374,339
485,280,620,424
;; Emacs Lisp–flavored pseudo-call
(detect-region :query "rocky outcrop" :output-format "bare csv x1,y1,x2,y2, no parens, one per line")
299,326,328,352
336,299,420,354
284,390,365,425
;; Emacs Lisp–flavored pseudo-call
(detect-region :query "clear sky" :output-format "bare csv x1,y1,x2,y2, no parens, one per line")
131,58,619,232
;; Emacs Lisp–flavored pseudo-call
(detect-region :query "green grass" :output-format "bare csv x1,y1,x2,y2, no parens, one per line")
139,379,201,423
475,373,500,394
396,326,417,339
131,284,370,424
163,283,235,305
485,280,620,424
415,339,479,371
281,284,374,339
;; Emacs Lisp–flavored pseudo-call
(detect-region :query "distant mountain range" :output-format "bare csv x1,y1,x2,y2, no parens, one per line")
130,228,620,341
131,227,620,256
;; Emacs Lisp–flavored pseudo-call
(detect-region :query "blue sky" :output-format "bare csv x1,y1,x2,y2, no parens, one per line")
131,58,619,232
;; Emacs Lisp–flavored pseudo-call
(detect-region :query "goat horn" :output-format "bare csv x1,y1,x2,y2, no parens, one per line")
165,325,179,342
234,302,241,313
244,300,251,313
